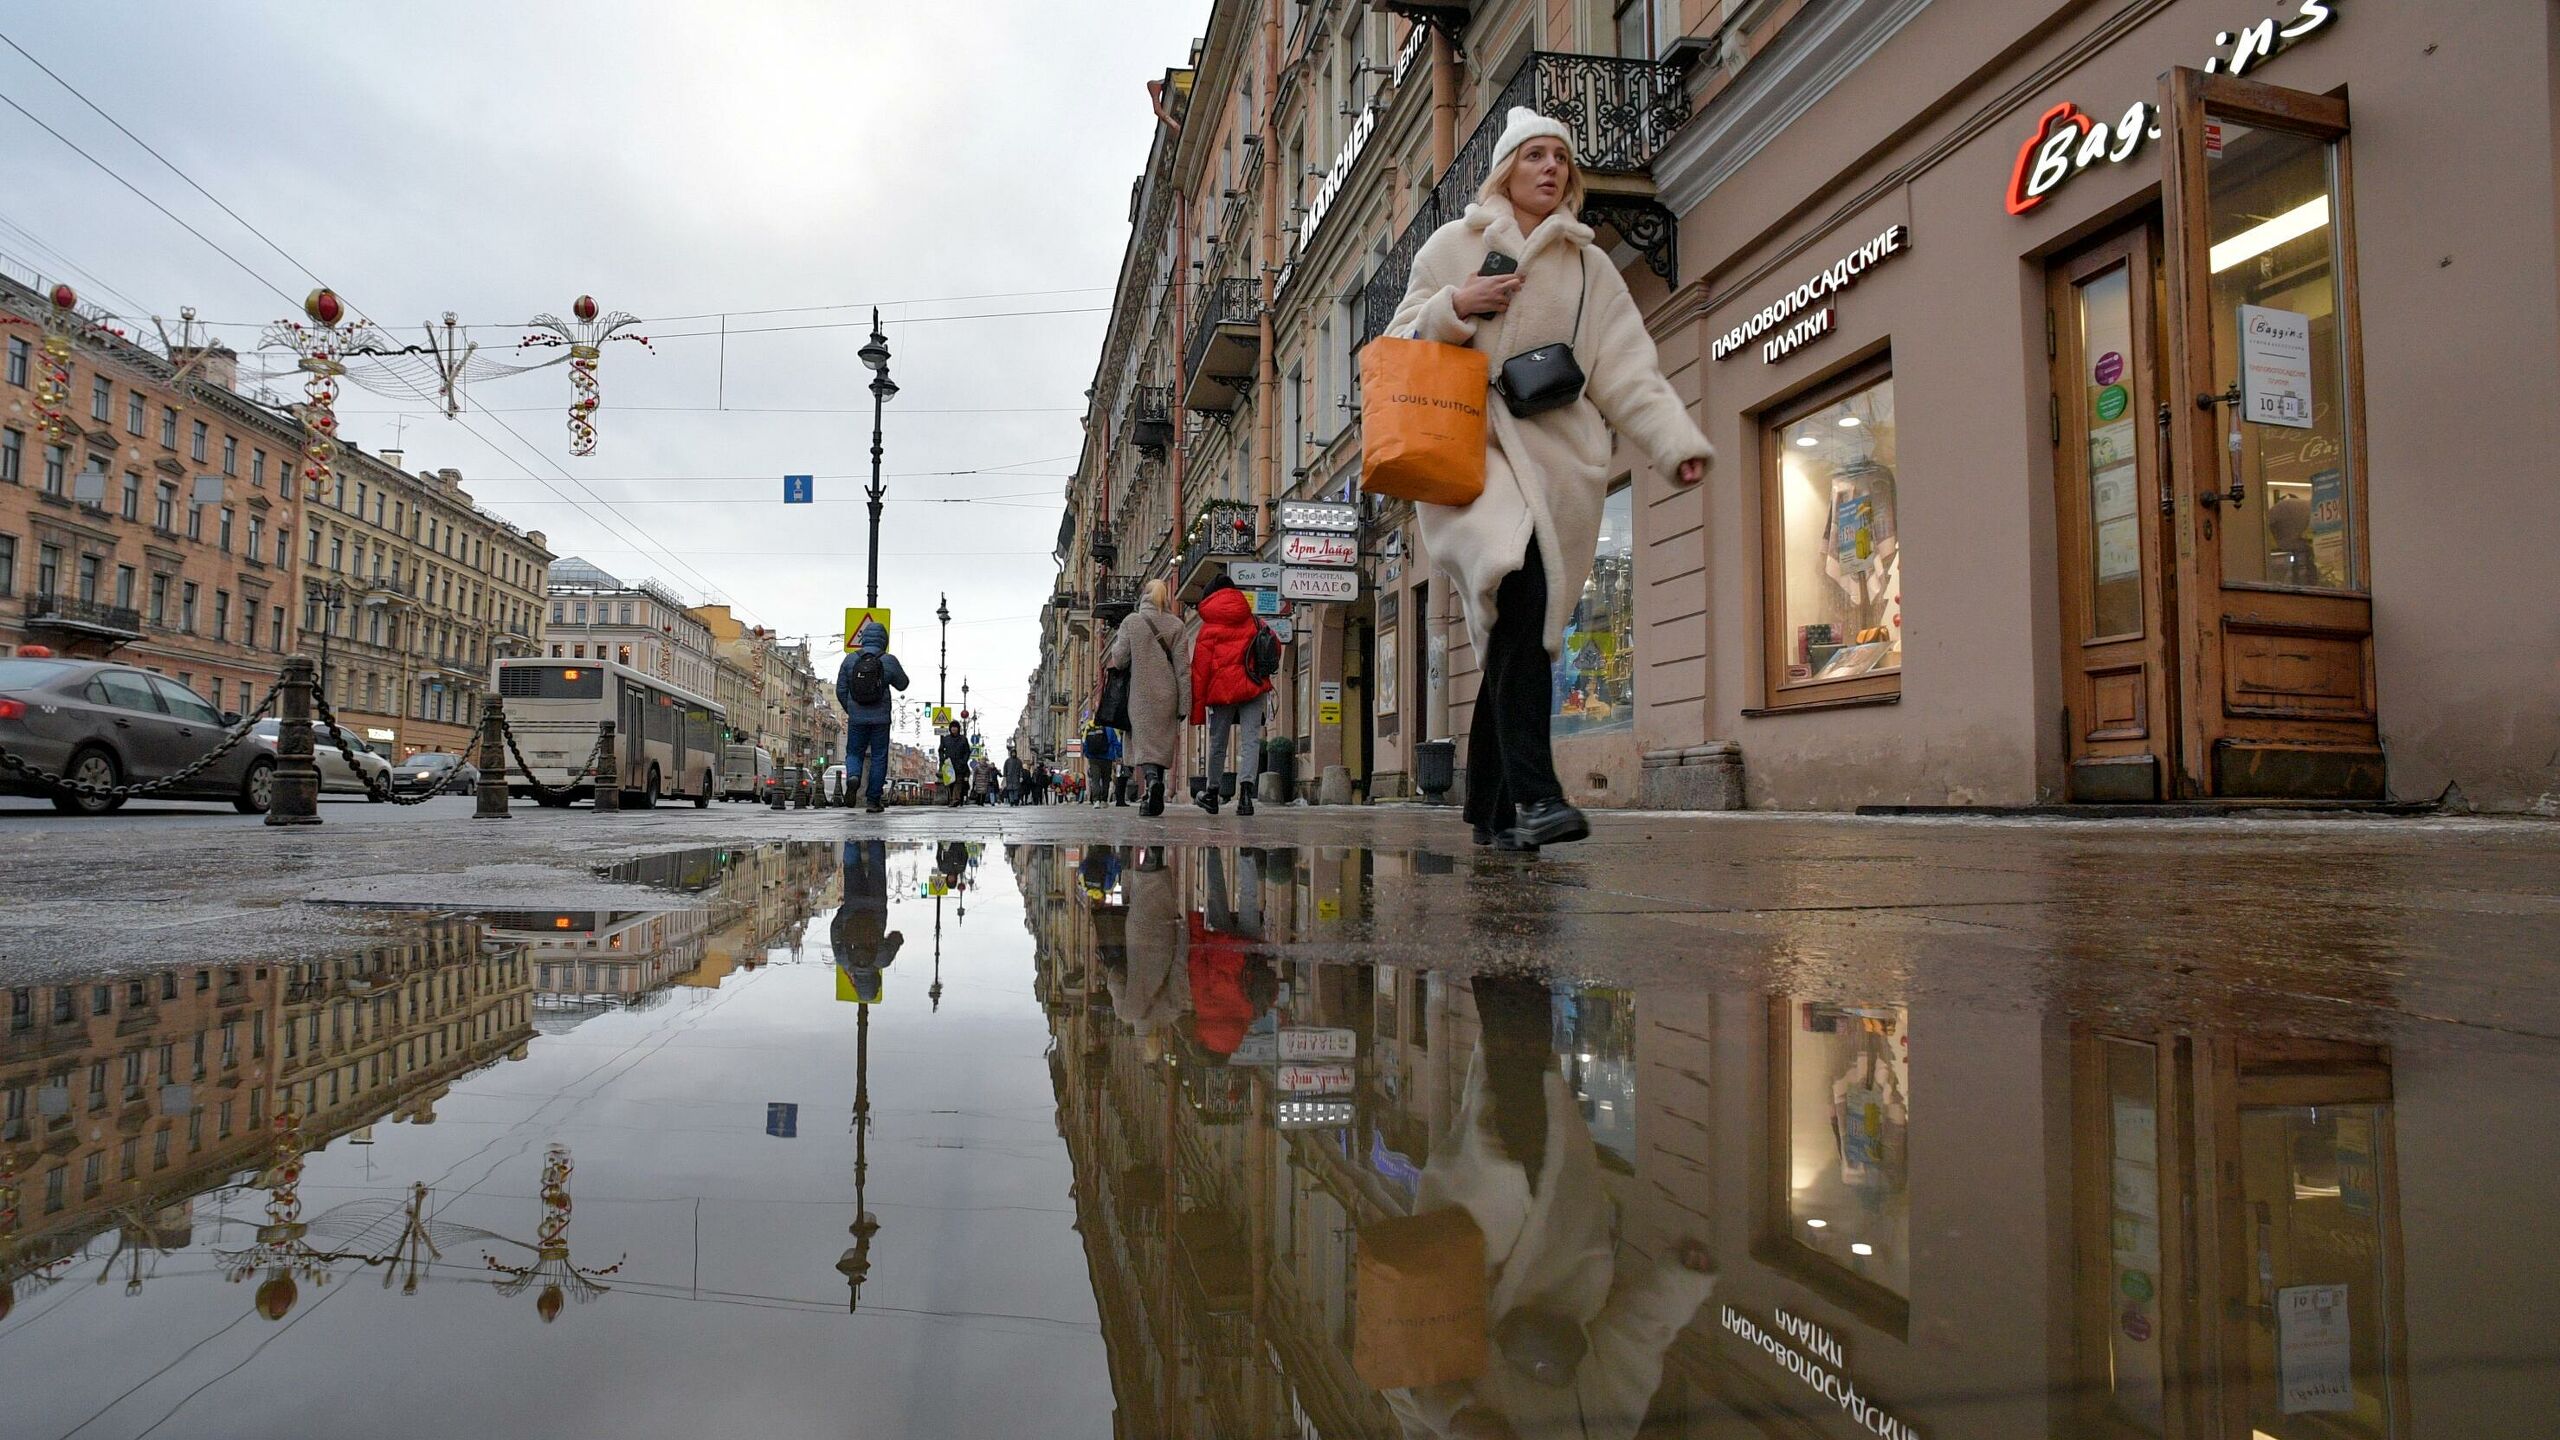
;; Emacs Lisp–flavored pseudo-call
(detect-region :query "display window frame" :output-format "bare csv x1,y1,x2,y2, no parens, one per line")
1756,353,1902,712
1757,995,1912,1338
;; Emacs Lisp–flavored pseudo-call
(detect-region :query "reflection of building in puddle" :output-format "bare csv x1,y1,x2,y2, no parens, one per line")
488,909,709,1031
2,917,534,1318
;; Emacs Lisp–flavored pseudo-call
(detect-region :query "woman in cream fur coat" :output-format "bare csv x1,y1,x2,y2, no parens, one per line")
1390,108,1712,849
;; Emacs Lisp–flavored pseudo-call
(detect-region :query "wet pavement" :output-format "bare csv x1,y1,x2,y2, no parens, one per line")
1,831,2555,1437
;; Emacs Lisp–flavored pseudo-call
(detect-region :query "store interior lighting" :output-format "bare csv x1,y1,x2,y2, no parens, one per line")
2210,196,2329,274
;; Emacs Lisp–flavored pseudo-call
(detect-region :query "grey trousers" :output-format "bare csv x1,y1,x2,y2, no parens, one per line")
1205,695,1266,797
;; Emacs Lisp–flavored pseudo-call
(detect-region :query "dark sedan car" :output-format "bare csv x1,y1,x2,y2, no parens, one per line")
0,657,268,814
397,751,481,795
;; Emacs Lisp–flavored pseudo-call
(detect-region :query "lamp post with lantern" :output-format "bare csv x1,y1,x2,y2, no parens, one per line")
858,312,897,609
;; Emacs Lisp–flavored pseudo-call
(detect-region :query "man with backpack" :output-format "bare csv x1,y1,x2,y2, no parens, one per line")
1188,572,1278,816
834,618,910,814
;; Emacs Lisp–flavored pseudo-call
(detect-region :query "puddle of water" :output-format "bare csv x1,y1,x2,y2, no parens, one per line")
1,840,2551,1438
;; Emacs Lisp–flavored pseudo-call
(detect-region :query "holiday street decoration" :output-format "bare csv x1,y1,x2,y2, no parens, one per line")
262,289,390,503
213,1101,343,1320
521,296,650,456
0,284,101,444
483,1144,623,1321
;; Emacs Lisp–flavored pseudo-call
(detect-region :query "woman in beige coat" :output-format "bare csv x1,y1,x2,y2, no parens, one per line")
1105,579,1191,816
1390,109,1712,850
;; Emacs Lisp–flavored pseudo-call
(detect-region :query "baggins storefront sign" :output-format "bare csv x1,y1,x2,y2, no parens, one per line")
1721,1305,1924,1439
1711,225,1910,364
2005,0,2340,216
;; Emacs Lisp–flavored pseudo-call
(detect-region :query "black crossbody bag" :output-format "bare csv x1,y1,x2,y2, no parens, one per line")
1494,250,1590,418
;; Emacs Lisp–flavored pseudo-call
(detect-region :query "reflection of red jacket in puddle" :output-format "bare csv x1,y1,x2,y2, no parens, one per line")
1186,916,1254,1058
1189,585,1270,724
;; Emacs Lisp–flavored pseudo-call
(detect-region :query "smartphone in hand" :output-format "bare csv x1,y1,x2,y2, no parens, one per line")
1478,252,1519,277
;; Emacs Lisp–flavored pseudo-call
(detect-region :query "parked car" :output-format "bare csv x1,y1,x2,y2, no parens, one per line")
398,751,480,795
247,719,392,799
0,657,267,814
719,743,775,801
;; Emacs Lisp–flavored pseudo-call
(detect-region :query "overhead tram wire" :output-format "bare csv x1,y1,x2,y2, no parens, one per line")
0,40,761,622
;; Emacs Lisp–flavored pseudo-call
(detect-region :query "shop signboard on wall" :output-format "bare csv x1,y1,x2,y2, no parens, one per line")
1280,1026,1357,1061
1282,568,1359,603
1277,1063,1355,1095
1711,226,1909,365
1229,561,1282,588
2004,1,2340,216
1267,616,1295,645
1278,499,1360,533
1250,588,1285,617
1281,532,1360,568
2239,304,2314,428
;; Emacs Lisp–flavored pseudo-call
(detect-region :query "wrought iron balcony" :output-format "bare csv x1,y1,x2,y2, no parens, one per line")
1182,278,1261,413
1088,523,1118,567
1358,51,1690,347
22,592,142,641
1129,385,1175,455
1092,576,1143,624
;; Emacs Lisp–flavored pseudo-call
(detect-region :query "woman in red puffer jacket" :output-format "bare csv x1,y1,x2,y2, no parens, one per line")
1189,575,1273,815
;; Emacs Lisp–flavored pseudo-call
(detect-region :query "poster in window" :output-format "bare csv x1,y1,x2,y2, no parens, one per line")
1374,631,1398,717
2239,304,2315,429
2096,515,2142,582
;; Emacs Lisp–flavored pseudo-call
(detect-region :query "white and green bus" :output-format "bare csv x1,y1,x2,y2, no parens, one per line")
492,656,725,808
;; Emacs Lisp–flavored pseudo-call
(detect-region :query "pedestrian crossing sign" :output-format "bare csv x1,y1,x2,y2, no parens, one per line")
932,706,952,726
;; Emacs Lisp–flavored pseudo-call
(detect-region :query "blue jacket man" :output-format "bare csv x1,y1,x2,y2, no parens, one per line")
835,619,909,812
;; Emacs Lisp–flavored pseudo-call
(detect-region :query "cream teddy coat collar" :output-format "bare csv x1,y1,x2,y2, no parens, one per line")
1389,200,1713,660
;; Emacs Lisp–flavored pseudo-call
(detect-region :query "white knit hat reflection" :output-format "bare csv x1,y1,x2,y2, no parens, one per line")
1487,107,1575,174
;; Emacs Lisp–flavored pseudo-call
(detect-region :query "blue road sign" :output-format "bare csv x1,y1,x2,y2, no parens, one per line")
766,1102,799,1137
783,474,814,504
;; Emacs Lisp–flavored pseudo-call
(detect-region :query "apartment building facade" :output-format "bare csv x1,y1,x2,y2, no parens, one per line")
541,556,715,699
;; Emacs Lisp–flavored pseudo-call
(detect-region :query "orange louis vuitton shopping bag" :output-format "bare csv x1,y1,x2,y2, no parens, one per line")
1360,336,1488,507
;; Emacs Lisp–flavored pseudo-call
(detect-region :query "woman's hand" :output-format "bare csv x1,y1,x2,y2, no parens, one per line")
1452,271,1523,319
1676,457,1708,486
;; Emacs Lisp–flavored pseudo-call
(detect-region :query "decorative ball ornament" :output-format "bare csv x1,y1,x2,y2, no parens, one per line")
303,288,345,326
47,283,75,311
538,1285,566,1323
256,1273,299,1320
572,294,599,323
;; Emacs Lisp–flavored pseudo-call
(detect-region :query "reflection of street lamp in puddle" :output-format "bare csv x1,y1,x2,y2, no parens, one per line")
836,1001,881,1309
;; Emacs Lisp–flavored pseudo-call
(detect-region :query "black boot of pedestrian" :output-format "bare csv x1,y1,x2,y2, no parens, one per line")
1502,798,1588,848
1140,771,1165,817
1235,790,1253,818
1196,786,1220,815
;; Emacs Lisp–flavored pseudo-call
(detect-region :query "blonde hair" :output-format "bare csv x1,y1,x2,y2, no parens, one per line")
1477,142,1586,218
1142,578,1174,611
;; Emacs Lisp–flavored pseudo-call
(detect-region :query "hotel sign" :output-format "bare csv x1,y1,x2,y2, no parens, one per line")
2005,0,2339,216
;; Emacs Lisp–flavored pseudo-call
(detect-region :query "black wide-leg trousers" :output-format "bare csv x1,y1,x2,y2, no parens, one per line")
1463,542,1564,833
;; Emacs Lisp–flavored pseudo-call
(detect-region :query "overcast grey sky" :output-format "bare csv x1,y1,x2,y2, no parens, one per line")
0,0,1201,747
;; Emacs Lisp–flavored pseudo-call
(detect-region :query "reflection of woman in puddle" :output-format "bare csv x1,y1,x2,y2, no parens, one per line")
1104,846,1189,1049
1186,849,1277,1060
829,839,901,1003
1387,976,1715,1440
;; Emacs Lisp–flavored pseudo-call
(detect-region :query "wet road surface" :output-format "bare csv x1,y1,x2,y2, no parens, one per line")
1,836,2552,1437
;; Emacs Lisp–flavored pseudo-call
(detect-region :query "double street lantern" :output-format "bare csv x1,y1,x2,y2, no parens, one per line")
859,312,898,609
936,593,950,710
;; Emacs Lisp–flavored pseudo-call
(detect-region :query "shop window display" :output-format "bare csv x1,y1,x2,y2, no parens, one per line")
1552,481,1635,736
1777,1000,1910,1308
1768,372,1900,698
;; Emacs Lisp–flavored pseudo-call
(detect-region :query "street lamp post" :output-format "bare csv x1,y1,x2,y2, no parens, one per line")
858,311,898,610
936,593,949,711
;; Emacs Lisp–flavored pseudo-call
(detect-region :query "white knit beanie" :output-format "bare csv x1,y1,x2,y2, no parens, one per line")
1488,107,1574,174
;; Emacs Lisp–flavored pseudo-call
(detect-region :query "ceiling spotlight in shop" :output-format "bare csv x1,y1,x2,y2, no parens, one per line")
1806,1218,1828,1229
1850,1242,1876,1256
1796,434,1821,447
1838,415,1863,427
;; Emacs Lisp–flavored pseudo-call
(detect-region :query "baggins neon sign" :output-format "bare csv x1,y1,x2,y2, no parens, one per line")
2005,0,2338,216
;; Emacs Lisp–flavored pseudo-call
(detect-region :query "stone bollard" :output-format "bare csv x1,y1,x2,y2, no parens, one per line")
474,697,511,820
1317,764,1354,807
768,776,787,810
793,774,810,809
593,721,621,812
264,656,322,827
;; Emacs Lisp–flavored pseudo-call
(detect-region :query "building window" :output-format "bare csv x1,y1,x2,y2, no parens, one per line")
1554,481,1636,736
160,406,178,448
0,427,18,483
127,390,145,435
185,497,202,541
0,534,13,597
272,606,286,652
36,543,58,597
1769,997,1910,1328
221,436,237,475
219,507,234,552
190,419,208,462
246,515,263,561
244,598,260,648
148,573,170,625
76,553,99,602
1761,362,1901,706
5,337,25,386
121,472,139,519
41,444,65,496
330,537,343,572
250,446,266,487
90,375,109,422
213,590,230,641
180,582,198,633
114,564,133,609
155,483,176,531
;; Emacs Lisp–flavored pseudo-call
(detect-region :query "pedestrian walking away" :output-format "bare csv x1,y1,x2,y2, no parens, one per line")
1188,573,1273,817
834,618,912,814
1104,578,1191,818
1003,751,1025,805
937,720,972,807
1389,109,1712,850
1080,717,1122,808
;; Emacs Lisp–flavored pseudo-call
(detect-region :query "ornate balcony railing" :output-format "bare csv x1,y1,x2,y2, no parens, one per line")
1358,51,1689,347
22,592,142,638
1129,385,1175,454
1088,523,1118,567
1182,278,1262,413
1092,576,1144,624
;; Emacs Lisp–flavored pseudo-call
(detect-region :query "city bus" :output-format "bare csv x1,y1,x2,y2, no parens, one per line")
491,656,725,808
